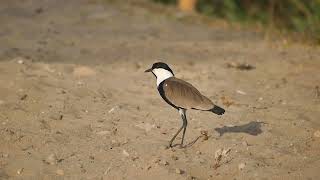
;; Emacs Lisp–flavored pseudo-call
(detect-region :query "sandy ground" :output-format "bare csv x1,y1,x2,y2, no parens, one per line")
1,0,320,179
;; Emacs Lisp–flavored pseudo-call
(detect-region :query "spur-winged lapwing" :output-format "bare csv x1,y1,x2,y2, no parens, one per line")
145,62,225,148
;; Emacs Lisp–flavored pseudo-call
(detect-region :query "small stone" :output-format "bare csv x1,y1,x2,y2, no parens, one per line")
56,169,64,176
20,94,28,100
214,149,223,159
50,113,63,120
45,154,57,165
108,107,116,113
17,59,24,64
200,130,209,141
196,151,202,155
175,168,183,174
122,149,129,157
17,168,24,174
314,130,320,138
200,130,208,136
236,90,246,95
145,165,152,170
238,163,246,170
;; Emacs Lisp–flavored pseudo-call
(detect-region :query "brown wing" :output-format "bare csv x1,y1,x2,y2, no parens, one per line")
162,77,214,110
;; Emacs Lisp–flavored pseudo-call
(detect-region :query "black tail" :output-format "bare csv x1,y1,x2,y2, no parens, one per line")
210,105,225,115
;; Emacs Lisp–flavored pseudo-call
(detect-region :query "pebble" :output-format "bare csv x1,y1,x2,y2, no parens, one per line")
17,168,24,174
45,153,57,165
108,107,116,113
122,149,130,157
50,113,63,120
145,165,152,170
200,130,209,141
17,59,24,64
236,90,247,95
196,151,201,155
238,163,246,170
56,169,64,176
20,94,28,100
214,149,223,159
314,130,320,138
175,168,183,174
108,105,122,114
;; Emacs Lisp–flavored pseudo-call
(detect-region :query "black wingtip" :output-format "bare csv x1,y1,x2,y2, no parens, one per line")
210,106,225,115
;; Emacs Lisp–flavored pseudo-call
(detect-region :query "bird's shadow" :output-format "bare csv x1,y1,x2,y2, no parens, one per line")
214,121,266,136
171,121,265,149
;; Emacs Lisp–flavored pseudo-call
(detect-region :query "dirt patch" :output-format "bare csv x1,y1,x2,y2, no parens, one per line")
0,0,320,179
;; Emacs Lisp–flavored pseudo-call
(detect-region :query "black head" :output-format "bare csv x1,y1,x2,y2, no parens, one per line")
144,62,174,75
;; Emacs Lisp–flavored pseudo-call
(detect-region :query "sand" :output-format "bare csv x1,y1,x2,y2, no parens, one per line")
0,0,320,179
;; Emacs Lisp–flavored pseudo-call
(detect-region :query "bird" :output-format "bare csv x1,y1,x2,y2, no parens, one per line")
145,62,225,148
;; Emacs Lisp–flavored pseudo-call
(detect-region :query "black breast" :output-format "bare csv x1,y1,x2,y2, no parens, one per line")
157,81,178,109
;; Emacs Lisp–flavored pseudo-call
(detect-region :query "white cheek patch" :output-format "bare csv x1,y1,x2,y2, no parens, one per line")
153,68,174,86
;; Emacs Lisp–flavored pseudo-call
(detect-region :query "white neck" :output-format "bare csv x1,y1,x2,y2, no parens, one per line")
153,68,174,86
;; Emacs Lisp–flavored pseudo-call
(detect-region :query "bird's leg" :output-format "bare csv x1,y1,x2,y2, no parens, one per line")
168,124,184,148
168,109,187,148
180,109,187,148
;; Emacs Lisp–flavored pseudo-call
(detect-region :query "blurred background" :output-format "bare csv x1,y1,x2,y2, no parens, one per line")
153,0,320,44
